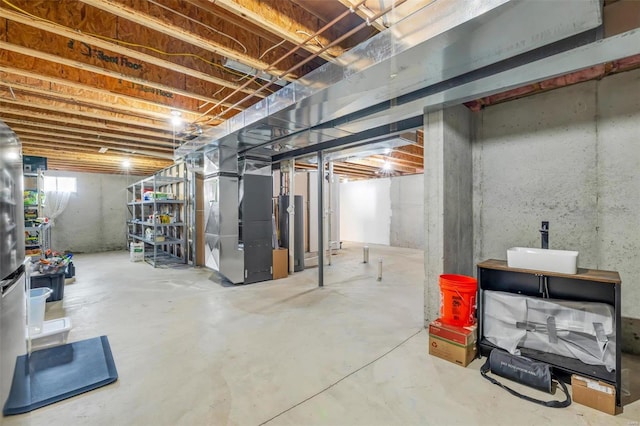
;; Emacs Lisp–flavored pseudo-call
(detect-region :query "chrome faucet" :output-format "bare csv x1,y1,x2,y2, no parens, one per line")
540,221,549,249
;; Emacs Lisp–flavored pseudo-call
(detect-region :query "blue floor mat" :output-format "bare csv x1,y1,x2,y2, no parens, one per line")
3,336,118,416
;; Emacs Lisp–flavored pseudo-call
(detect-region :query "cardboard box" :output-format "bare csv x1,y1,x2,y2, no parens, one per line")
571,375,617,416
272,248,288,280
429,320,477,346
428,334,477,367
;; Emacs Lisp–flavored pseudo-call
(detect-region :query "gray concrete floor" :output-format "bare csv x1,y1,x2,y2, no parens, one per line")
4,243,640,425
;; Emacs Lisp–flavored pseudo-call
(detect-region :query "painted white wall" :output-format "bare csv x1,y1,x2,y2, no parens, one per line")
45,170,142,253
474,68,640,323
339,178,391,245
390,174,425,250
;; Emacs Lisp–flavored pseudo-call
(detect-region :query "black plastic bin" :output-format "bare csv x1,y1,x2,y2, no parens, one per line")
30,271,65,302
65,262,75,278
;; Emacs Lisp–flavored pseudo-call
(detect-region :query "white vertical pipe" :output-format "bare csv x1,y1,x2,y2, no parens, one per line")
327,161,333,265
288,159,295,274
317,152,324,287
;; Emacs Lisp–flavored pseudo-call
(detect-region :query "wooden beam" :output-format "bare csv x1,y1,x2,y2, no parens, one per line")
370,154,422,169
0,3,267,99
337,0,387,31
0,40,245,117
1,117,173,147
347,157,417,174
79,0,295,79
0,73,206,125
0,90,171,131
0,106,173,140
210,0,342,60
21,138,172,161
22,145,171,167
22,145,172,167
295,161,374,178
0,66,205,121
12,127,175,152
395,145,424,159
339,0,430,30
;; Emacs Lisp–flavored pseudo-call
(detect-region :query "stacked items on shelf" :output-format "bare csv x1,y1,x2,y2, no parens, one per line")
24,218,50,257
126,163,188,267
23,169,49,257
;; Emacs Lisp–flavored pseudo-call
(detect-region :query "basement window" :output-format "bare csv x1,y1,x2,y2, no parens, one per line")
43,176,77,193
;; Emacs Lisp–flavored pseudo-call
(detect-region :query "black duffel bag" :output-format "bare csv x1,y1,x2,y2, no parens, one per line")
480,349,571,408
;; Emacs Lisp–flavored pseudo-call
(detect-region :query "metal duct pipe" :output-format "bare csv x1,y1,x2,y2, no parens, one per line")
288,159,295,274
178,0,603,164
195,0,371,122
202,145,244,284
327,161,333,266
317,151,324,287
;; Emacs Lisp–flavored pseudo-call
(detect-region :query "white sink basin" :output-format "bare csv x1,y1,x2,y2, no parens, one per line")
507,247,578,274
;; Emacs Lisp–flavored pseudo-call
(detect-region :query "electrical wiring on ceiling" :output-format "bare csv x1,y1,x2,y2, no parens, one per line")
233,39,288,82
0,0,272,94
295,30,324,49
145,0,248,53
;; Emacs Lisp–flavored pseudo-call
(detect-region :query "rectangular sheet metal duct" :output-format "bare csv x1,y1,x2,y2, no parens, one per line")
176,0,602,160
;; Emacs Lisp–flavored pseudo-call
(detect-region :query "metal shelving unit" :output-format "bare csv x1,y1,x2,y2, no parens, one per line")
24,223,50,257
24,169,47,257
127,164,188,267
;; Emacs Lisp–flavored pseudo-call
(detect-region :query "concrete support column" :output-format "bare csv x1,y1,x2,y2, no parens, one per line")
424,105,473,326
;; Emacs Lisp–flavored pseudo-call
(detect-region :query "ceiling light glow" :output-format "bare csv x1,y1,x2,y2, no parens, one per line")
122,158,131,169
382,161,392,171
170,110,183,127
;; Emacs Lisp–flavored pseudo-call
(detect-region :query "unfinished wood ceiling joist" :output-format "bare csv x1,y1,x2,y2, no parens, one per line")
0,0,430,176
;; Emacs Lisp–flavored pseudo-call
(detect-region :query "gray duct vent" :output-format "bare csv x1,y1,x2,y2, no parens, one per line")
203,145,238,177
176,0,602,161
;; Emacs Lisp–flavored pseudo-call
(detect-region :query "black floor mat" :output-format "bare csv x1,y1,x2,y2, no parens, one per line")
3,335,118,416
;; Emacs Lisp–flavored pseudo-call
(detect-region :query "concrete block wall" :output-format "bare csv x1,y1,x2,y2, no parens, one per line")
46,170,143,253
473,68,640,352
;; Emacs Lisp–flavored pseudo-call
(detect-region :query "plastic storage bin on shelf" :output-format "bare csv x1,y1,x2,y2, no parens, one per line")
30,270,65,302
30,317,72,350
28,287,52,335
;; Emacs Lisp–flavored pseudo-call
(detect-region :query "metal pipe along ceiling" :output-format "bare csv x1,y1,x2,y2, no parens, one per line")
177,0,602,161
194,0,372,123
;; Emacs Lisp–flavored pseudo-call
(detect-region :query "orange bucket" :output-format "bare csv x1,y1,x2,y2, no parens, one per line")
439,274,477,327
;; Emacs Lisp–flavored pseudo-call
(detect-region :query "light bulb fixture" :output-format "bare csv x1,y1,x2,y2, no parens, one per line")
382,161,392,172
122,158,131,169
170,110,183,127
